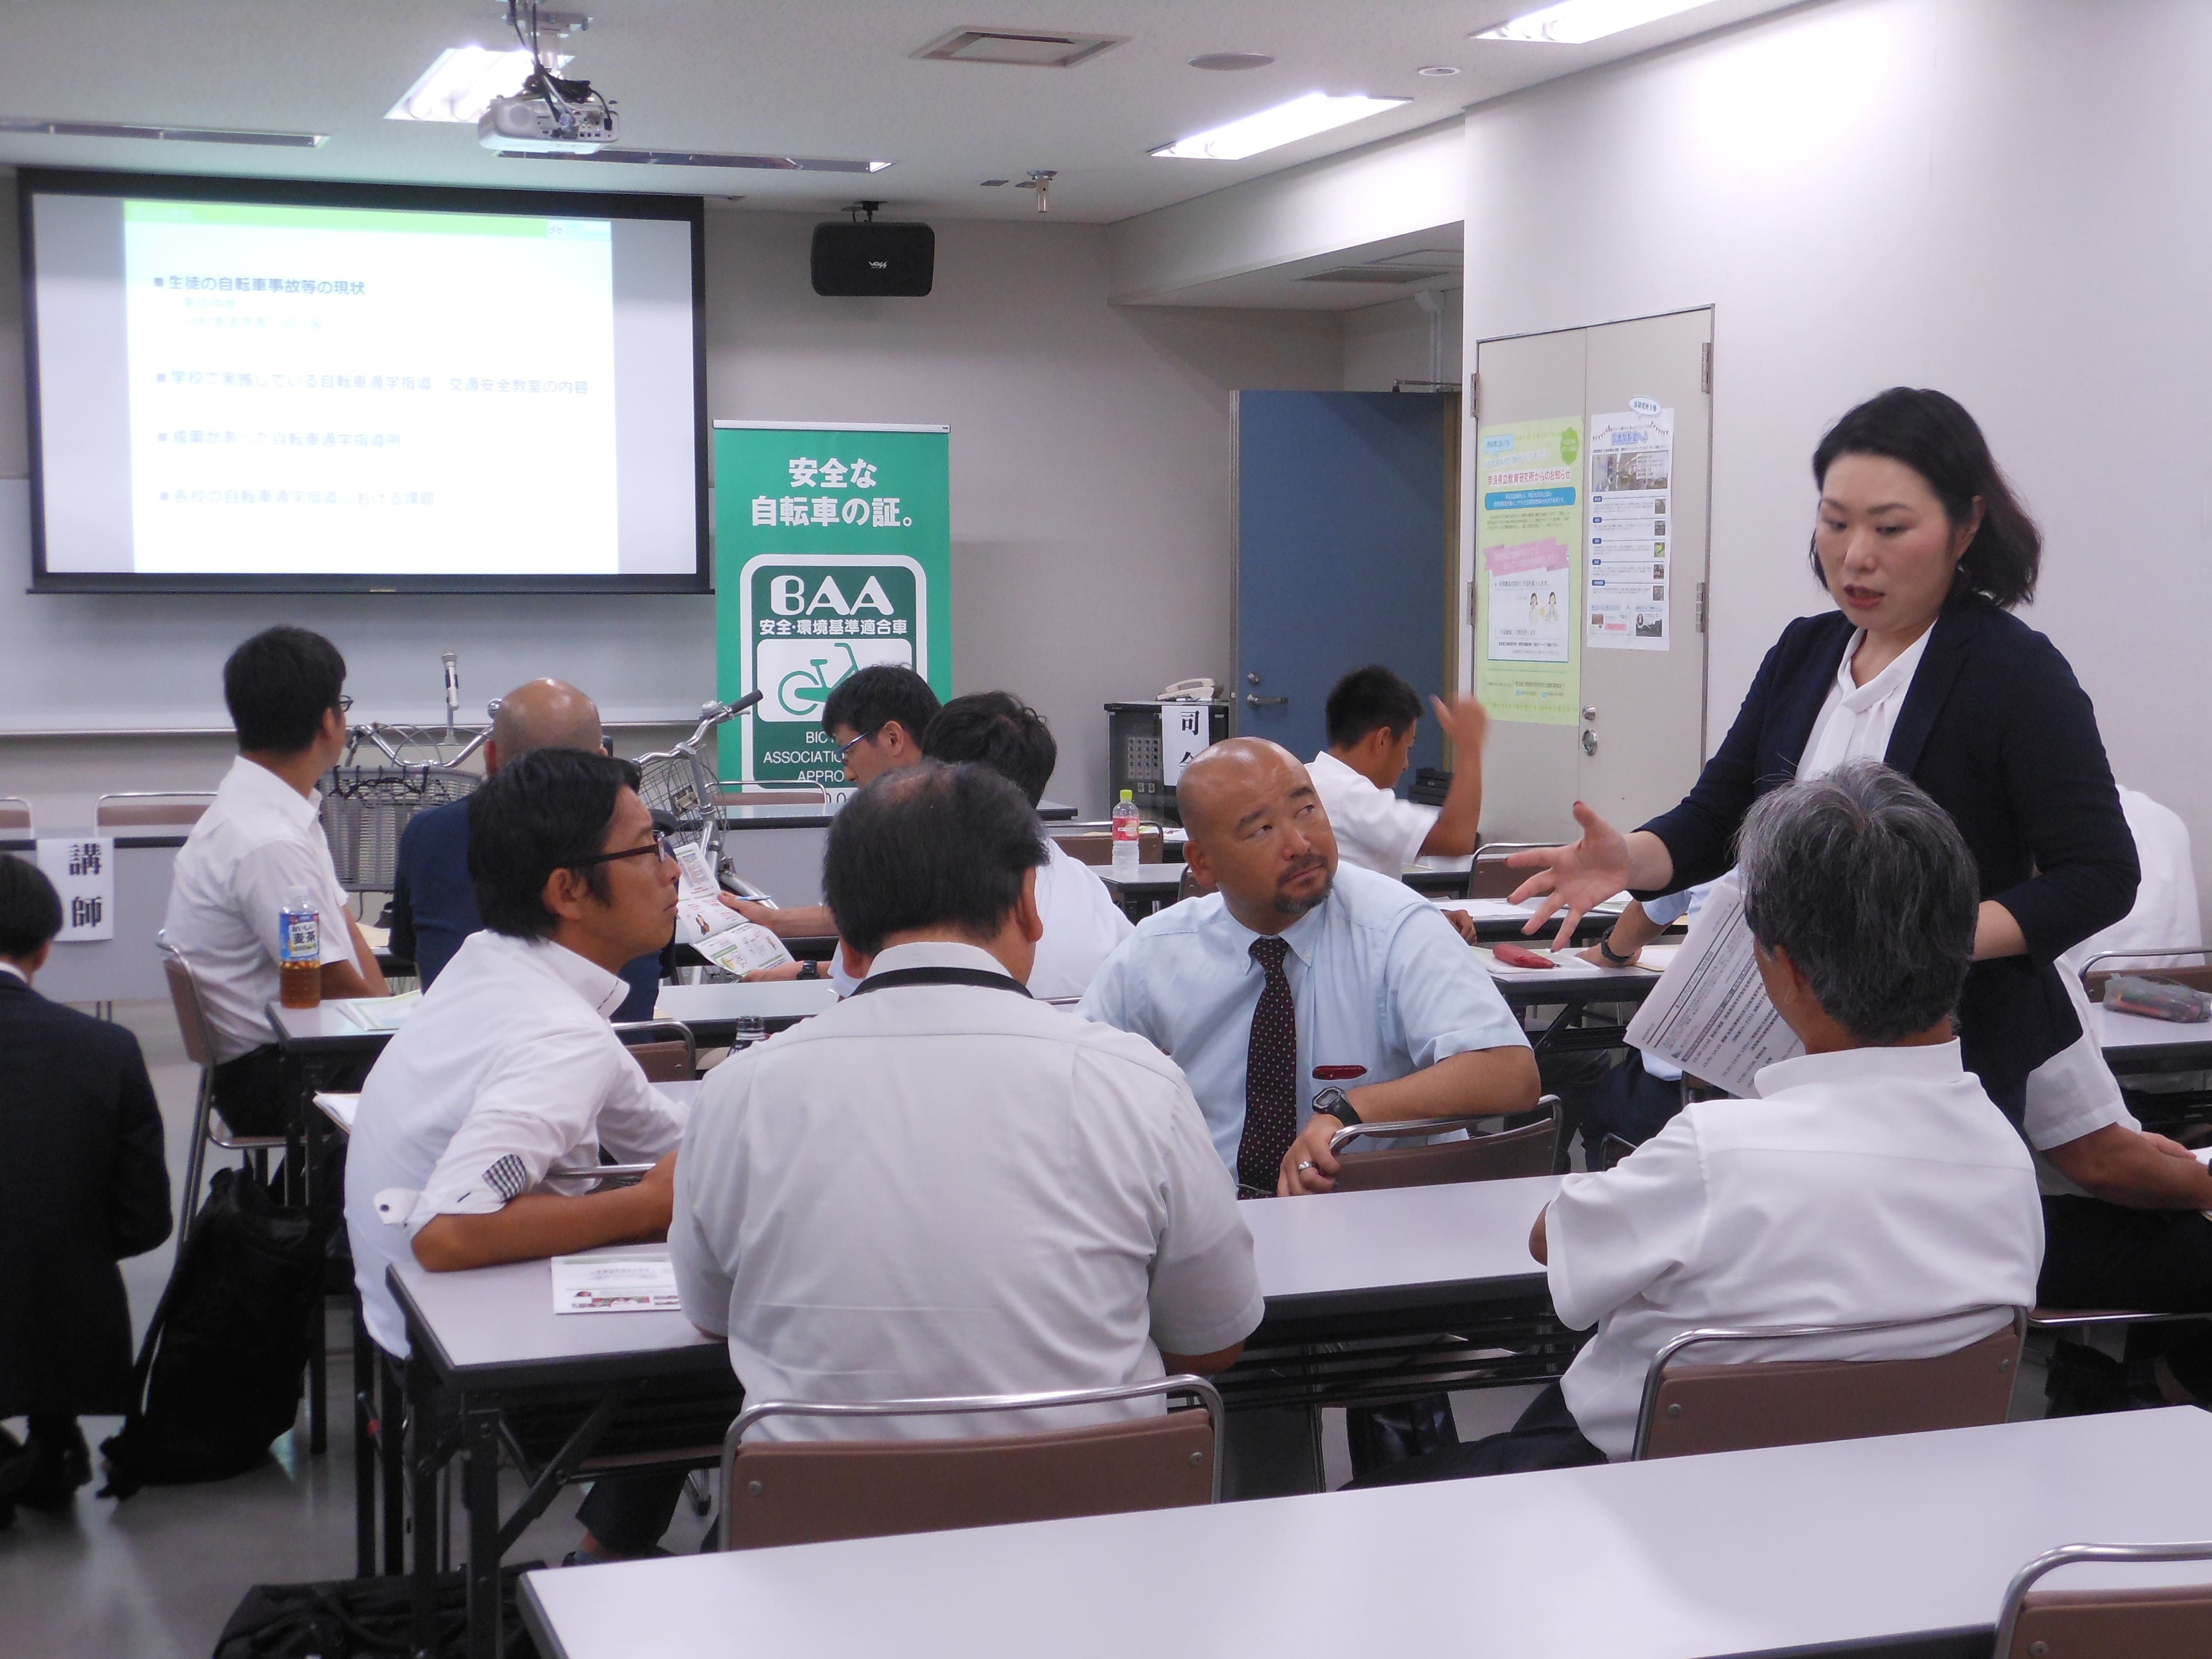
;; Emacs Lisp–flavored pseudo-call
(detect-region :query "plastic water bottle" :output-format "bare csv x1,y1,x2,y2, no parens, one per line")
1112,789,1141,879
278,888,322,1009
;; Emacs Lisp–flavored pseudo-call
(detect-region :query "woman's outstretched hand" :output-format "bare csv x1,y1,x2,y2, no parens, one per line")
1507,802,1634,948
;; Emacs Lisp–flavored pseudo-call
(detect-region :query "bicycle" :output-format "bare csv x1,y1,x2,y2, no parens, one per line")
776,641,862,717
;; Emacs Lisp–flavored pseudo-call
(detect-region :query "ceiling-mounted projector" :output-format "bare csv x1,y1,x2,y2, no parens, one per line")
478,86,616,153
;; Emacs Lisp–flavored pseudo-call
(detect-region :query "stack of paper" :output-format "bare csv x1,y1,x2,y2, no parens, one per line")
669,838,793,977
337,991,421,1032
552,1253,683,1315
1623,876,1803,1098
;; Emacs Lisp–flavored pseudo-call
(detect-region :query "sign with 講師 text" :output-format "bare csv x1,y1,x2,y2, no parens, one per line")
713,423,951,786
36,838,116,941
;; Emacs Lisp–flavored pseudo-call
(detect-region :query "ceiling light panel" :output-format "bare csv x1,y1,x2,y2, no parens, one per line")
386,45,570,123
1475,0,1720,45
1151,92,1411,161
914,28,1125,68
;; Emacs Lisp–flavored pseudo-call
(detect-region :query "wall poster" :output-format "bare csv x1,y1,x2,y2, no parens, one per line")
1476,416,1582,725
1586,403,1674,652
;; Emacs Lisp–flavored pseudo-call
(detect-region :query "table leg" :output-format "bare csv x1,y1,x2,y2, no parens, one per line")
382,1349,407,1577
353,1305,374,1578
406,1353,441,1659
462,1405,504,1659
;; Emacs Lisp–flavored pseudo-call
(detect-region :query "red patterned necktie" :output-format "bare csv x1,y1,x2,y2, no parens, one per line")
1238,936,1298,1198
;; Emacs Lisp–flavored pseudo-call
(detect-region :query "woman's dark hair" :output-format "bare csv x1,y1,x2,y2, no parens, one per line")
923,692,1057,807
824,761,1047,957
223,625,348,753
467,748,642,939
1810,387,2041,610
0,854,64,959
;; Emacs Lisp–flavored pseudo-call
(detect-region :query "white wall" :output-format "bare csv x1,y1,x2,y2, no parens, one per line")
1343,291,1464,393
1109,119,1465,303
1461,0,2212,926
0,189,1346,824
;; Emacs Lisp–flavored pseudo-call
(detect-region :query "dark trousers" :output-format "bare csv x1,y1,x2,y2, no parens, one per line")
2040,1195,2212,1398
1577,1052,1686,1165
575,1471,690,1555
1345,1383,1606,1488
211,1045,291,1137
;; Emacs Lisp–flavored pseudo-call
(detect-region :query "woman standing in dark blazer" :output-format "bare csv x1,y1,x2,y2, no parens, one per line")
1511,387,2138,1121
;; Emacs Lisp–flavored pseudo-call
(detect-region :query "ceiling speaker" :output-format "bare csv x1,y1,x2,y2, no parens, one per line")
811,221,935,298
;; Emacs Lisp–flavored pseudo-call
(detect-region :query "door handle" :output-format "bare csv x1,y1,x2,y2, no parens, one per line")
1244,694,1289,707
1581,729,1598,756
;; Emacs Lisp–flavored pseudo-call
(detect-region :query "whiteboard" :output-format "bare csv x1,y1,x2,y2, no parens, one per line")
0,479,717,732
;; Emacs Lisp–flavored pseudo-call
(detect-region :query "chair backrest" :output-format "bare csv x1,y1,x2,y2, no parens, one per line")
0,796,29,833
1995,1541,2212,1659
1049,824,1165,866
1469,842,1550,900
613,1019,696,1082
96,792,216,830
158,938,218,1069
1327,1099,1560,1192
2081,947,2212,1000
1596,1132,1638,1171
718,783,830,808
1632,1308,2026,1461
719,1376,1221,1552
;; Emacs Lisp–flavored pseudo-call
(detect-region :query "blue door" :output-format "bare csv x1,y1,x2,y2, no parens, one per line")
1235,391,1453,772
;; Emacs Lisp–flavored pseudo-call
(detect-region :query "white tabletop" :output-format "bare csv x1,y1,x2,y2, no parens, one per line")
267,1000,389,1045
520,1408,2212,1659
653,980,842,1024
392,1245,723,1382
1239,1178,1556,1312
2093,1000,2212,1054
393,1177,1561,1382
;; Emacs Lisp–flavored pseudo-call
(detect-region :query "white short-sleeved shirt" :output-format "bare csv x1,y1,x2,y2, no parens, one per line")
670,941,1263,1439
1028,840,1135,1000
343,930,687,1355
1306,749,1438,877
1546,1040,2042,1461
830,835,1134,1000
2058,788,2201,976
162,755,365,1062
1080,862,1529,1176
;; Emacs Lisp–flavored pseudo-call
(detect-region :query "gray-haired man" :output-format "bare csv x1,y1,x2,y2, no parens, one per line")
1358,759,2044,1483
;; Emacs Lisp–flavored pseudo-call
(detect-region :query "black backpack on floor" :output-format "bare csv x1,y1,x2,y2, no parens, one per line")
101,1165,325,1496
213,1565,544,1659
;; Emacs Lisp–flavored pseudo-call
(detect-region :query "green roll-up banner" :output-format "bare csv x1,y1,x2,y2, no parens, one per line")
712,421,951,787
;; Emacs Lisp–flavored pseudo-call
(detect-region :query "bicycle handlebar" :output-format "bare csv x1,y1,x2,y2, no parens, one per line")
673,690,763,754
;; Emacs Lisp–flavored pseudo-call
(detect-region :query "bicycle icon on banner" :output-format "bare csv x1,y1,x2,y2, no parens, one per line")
776,641,862,718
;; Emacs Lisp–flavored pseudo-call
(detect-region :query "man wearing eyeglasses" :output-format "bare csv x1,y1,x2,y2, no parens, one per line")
343,747,688,1562
165,626,388,1137
721,664,941,965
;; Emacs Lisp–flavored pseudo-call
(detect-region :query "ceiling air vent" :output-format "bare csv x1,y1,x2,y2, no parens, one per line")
913,27,1127,68
1298,266,1456,285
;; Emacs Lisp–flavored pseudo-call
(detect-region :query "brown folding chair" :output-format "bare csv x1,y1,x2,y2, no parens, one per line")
97,791,217,830
1048,824,1165,866
1631,1307,2028,1461
612,1019,697,1082
718,1376,1223,1551
1469,842,1552,900
0,796,29,834
160,936,287,1236
1326,1096,1561,1192
1994,1540,2212,1658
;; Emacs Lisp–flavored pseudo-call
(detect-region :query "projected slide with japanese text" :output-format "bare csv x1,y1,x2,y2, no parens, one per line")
27,185,700,585
123,202,613,575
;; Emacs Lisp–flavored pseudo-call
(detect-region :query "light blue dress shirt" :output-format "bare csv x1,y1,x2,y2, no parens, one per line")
1080,863,1530,1175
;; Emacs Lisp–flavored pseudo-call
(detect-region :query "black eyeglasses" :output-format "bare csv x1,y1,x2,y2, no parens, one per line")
336,695,354,716
836,725,882,761
566,831,677,871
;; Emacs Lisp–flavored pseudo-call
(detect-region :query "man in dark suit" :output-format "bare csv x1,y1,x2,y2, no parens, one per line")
390,678,660,1019
0,854,171,1525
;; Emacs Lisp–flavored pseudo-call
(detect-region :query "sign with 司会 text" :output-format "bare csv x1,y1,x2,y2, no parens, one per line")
713,423,951,787
36,838,116,942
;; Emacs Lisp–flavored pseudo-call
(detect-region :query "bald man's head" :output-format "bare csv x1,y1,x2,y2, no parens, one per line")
488,680,604,771
1176,738,1336,931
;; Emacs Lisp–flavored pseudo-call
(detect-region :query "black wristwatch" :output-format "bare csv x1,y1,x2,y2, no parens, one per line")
1597,935,1637,968
796,960,821,980
1312,1085,1361,1127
